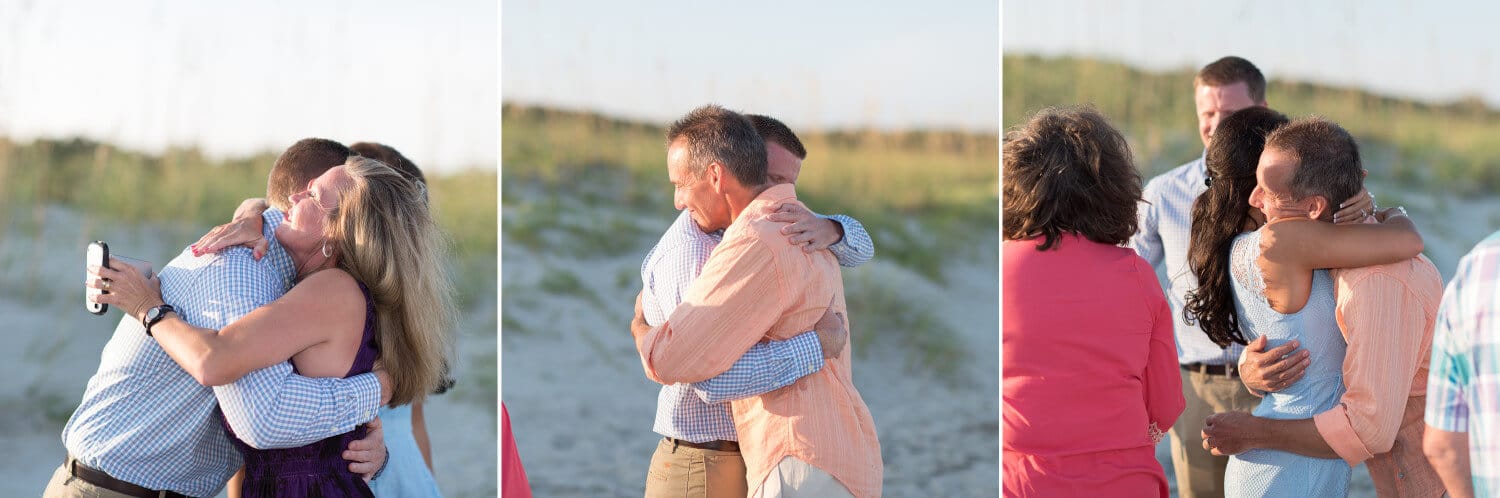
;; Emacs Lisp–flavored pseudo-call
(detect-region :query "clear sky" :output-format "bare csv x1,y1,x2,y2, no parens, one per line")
1,0,497,172
502,0,999,132
1004,0,1500,108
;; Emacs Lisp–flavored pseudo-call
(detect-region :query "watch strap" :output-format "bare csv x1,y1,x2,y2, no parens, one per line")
143,304,177,337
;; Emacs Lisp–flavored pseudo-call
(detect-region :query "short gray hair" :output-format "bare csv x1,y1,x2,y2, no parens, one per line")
1265,116,1362,206
665,104,768,186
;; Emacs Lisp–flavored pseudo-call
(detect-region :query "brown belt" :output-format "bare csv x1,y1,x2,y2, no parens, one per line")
666,437,740,452
65,455,192,498
1181,362,1239,378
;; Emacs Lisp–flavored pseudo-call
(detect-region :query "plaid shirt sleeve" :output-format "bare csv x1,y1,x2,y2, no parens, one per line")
1425,258,1473,433
691,332,824,404
211,209,383,449
822,214,874,268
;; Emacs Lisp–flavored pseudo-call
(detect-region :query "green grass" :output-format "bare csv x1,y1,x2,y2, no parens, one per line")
1004,54,1500,196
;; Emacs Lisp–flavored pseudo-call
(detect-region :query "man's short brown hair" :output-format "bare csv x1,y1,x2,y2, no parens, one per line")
1265,116,1363,207
1196,56,1267,102
267,138,352,211
747,114,807,159
1003,106,1142,250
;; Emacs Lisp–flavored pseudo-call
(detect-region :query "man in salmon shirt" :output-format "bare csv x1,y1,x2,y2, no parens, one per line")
632,104,883,498
1200,123,1445,497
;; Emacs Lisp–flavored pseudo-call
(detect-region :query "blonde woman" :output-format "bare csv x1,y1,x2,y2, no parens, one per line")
89,157,454,498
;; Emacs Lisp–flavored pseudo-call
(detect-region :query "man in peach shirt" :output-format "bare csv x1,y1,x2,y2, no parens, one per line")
1202,207,1446,496
632,104,883,498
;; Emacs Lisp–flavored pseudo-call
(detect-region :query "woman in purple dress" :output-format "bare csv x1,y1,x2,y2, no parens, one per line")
90,156,454,497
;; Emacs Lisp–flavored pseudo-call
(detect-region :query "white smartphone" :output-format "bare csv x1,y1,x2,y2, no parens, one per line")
86,241,108,315
85,241,155,315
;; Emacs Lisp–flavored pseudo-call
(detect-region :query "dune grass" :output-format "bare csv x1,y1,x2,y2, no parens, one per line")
0,136,496,269
1004,54,1500,195
501,104,992,379
501,104,998,282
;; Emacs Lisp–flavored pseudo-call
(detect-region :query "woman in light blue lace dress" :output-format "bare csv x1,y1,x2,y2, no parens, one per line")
1182,114,1423,497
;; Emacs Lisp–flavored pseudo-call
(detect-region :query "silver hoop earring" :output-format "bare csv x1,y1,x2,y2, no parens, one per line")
322,243,332,258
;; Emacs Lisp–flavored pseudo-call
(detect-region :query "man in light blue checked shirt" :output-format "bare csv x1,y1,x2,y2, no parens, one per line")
1425,231,1500,498
45,139,389,498
631,114,874,497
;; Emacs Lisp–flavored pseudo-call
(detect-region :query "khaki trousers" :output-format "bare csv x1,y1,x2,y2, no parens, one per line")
1169,368,1261,498
42,464,138,498
644,437,748,498
750,456,854,498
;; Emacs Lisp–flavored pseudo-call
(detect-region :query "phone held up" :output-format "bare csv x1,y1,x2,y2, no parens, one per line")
85,241,154,315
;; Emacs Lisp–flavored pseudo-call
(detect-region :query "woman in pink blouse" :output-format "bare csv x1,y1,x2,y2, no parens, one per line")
1002,106,1185,497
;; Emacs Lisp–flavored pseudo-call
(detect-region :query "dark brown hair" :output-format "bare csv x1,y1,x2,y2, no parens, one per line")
747,114,807,159
665,105,768,187
1002,106,1141,250
267,138,352,211
1265,117,1364,209
1184,106,1290,347
1196,56,1266,103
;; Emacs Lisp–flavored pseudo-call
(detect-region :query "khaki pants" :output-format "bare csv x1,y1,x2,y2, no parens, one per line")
42,464,137,498
644,437,748,498
751,456,854,498
1169,368,1260,498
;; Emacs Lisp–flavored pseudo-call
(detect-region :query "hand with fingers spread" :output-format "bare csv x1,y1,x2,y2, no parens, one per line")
813,305,847,360
1239,336,1311,394
763,202,844,253
344,416,387,481
191,213,269,259
87,257,167,321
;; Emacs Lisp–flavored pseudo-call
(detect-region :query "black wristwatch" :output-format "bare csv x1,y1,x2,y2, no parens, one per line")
142,304,177,337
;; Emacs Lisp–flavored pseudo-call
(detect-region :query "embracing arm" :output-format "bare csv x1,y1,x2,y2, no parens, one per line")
763,203,875,267
214,363,385,449
691,331,824,404
821,214,874,267
635,233,787,384
151,271,365,386
1260,210,1422,272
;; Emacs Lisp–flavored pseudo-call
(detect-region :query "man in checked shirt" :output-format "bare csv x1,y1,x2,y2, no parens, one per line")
632,105,881,498
46,139,390,498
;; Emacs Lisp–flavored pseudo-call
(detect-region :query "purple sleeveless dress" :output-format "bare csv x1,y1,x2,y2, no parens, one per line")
223,282,381,498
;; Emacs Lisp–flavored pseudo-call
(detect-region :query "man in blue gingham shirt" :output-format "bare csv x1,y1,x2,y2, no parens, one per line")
1130,56,1264,498
49,208,385,497
636,113,875,497
1425,231,1500,497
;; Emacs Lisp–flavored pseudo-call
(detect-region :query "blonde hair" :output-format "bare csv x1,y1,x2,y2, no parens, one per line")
327,156,454,406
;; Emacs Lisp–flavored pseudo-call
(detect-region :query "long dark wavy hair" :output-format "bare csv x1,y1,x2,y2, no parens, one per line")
1183,106,1289,347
